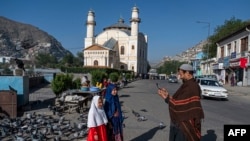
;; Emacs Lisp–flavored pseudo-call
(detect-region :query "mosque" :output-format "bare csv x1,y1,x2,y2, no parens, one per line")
83,6,148,76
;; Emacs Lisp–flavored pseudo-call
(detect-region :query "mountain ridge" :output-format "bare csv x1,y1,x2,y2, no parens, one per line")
0,16,72,60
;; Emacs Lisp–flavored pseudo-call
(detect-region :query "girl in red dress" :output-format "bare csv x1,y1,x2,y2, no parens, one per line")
87,96,108,141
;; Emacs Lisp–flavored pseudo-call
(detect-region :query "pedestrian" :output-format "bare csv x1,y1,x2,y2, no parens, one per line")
87,95,108,141
234,74,237,86
230,74,235,86
96,79,103,89
157,64,205,141
104,83,124,141
225,74,228,84
103,78,109,88
101,78,109,97
82,75,91,87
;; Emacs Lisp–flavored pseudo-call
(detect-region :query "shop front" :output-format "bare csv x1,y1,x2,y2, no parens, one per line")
229,57,248,86
212,62,224,83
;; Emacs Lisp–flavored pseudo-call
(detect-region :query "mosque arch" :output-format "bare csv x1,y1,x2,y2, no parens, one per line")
94,60,98,66
120,65,125,70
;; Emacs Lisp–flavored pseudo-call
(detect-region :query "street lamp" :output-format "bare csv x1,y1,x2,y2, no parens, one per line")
197,21,210,74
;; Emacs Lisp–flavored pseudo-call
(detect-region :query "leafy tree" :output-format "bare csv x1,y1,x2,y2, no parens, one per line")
51,73,74,96
73,51,84,67
35,53,58,68
109,72,119,83
72,77,81,89
2,68,13,75
90,70,107,86
76,51,84,61
157,60,186,75
60,53,74,67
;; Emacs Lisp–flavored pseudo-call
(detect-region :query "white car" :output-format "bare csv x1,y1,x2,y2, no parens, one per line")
196,78,228,100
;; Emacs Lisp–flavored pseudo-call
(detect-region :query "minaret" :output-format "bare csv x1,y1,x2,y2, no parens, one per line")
85,10,96,48
130,6,141,36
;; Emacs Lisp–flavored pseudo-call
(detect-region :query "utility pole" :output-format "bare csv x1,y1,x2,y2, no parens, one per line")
197,21,210,74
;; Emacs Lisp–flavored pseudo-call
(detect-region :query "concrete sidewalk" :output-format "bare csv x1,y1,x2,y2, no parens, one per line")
223,84,250,95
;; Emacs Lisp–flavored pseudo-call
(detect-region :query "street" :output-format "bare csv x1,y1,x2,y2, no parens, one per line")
120,79,250,141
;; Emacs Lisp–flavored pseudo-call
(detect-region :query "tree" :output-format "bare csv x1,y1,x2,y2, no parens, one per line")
51,73,74,96
73,51,84,67
60,53,74,67
157,60,186,75
35,53,58,68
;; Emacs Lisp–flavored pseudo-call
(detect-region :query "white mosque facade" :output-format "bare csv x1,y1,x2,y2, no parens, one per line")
83,6,148,75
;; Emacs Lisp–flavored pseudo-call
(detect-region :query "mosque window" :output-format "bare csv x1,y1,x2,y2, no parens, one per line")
120,65,125,70
132,66,134,70
132,45,134,50
121,46,125,55
94,60,98,66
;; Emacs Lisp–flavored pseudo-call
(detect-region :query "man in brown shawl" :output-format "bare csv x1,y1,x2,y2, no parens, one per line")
157,64,204,141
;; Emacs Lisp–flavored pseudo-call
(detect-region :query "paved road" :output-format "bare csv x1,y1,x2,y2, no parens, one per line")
121,79,250,141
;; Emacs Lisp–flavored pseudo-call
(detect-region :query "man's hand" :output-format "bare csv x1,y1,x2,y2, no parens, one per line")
157,88,169,99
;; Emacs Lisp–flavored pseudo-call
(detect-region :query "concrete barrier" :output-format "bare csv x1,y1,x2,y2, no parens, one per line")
0,76,29,107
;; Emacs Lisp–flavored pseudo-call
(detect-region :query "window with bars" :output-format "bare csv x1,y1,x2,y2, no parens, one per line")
227,43,231,56
241,37,248,52
221,46,224,58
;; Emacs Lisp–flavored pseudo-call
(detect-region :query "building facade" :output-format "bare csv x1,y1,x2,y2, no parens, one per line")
215,24,250,86
83,6,148,75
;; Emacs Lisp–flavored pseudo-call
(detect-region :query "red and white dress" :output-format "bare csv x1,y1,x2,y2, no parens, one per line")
87,96,108,141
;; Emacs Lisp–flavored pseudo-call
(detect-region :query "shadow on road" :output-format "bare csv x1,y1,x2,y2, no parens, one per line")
201,129,217,141
130,126,164,141
119,94,130,98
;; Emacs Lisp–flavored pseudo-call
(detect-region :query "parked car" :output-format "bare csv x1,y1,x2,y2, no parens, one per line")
195,75,217,80
196,78,228,100
168,75,178,83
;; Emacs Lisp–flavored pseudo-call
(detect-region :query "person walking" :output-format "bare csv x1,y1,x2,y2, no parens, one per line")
87,95,108,141
157,64,205,141
101,78,109,97
225,74,229,85
230,74,235,86
104,83,124,141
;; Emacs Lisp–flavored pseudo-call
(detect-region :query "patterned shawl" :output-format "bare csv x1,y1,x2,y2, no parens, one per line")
169,78,204,141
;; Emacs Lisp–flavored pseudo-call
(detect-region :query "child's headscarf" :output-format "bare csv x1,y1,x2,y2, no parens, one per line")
104,84,124,134
87,95,108,127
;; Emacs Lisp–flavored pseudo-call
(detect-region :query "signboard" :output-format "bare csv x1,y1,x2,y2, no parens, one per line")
229,57,248,68
231,52,236,59
213,63,224,70
224,57,230,68
212,63,219,70
230,61,240,67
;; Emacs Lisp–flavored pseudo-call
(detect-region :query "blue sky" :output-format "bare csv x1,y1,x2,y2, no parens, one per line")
0,0,249,63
